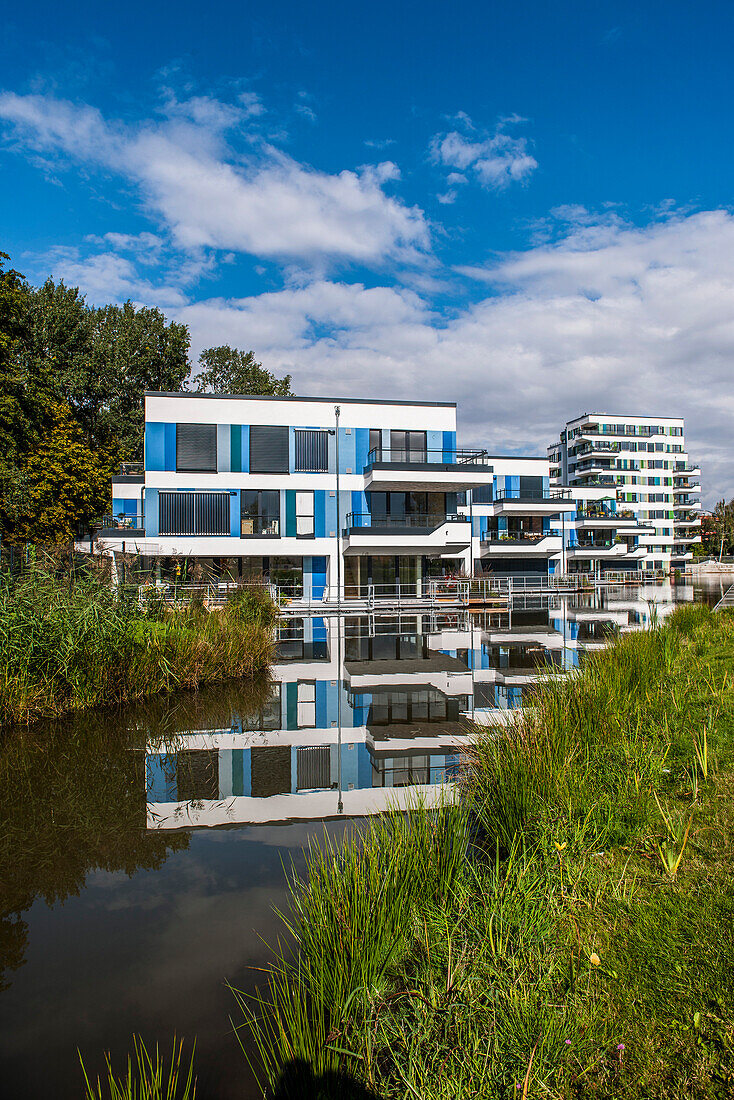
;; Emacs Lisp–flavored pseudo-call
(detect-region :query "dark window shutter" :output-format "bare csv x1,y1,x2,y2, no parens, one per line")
295,430,328,472
519,475,544,498
159,492,229,535
176,423,217,472
250,425,289,473
297,746,331,790
472,483,494,504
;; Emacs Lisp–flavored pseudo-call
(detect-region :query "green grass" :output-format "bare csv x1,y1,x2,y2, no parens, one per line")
235,606,734,1098
79,1036,196,1099
0,561,277,725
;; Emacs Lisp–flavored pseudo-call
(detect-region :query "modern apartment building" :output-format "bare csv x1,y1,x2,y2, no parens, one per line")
100,392,662,590
548,413,702,573
104,392,492,597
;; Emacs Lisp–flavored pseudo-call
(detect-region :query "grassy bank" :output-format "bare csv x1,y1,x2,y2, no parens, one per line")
237,605,734,1098
0,563,277,725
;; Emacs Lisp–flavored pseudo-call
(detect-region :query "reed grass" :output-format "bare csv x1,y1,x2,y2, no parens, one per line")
79,1036,196,1099
234,606,734,1099
0,562,277,725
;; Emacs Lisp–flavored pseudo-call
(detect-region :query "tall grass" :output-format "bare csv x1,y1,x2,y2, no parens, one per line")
231,795,469,1093
79,1036,196,1099
0,562,277,725
233,606,734,1099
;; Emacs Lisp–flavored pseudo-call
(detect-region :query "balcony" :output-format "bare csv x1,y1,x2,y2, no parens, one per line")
674,465,701,477
489,489,575,516
673,482,701,495
94,513,145,536
343,512,472,555
567,539,628,559
479,534,561,557
363,447,494,493
673,499,702,511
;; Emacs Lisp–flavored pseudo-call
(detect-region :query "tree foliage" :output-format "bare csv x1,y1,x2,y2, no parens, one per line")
0,251,290,546
195,345,292,396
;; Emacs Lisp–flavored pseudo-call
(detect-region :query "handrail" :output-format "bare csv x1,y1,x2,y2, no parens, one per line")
493,489,571,503
96,513,145,530
118,461,144,476
345,512,468,529
366,446,491,466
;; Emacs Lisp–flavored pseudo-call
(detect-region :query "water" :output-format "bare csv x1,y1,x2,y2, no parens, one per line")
0,582,707,1096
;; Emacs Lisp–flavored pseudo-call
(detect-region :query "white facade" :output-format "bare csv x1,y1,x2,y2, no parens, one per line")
548,413,702,573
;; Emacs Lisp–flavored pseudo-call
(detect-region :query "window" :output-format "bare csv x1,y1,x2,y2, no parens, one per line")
159,491,230,535
241,490,280,536
250,425,289,473
176,423,217,472
295,429,328,472
389,430,427,462
296,491,315,537
369,428,382,460
297,681,316,728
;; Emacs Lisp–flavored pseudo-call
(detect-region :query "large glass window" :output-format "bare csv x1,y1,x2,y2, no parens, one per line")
368,491,446,526
296,491,315,537
389,430,427,462
241,490,280,536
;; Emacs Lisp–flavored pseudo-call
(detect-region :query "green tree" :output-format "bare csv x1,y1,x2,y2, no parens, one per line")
90,301,190,458
9,403,118,545
195,345,292,396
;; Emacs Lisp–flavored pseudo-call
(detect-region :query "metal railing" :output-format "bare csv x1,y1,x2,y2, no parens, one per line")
97,513,145,530
366,447,491,466
345,512,468,530
493,489,571,503
481,533,550,545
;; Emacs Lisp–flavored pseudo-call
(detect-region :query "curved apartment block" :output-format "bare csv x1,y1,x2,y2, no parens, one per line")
548,413,702,575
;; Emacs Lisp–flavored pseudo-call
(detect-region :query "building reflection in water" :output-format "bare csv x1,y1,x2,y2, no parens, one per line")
145,583,693,829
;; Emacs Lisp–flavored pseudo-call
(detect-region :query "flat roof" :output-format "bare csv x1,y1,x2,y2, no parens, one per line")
567,411,684,423
144,391,455,408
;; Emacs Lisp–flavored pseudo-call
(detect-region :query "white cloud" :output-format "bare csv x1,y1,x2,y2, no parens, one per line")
0,91,430,267
430,114,538,192
168,210,734,504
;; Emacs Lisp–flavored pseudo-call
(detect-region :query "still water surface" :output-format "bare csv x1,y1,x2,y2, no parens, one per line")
0,581,720,1096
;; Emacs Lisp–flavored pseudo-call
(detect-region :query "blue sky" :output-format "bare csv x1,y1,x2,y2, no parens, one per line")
2,0,733,501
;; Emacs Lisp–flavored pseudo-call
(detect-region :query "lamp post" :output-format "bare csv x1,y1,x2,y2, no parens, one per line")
334,405,343,815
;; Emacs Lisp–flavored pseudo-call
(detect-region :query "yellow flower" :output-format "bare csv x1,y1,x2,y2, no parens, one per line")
590,953,601,966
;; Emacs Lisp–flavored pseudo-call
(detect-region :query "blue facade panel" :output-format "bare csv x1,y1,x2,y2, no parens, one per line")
146,754,177,802
354,428,370,471
145,423,165,471
164,423,176,471
427,430,442,460
315,680,329,728
145,489,159,536
241,426,250,472
314,491,326,537
339,428,356,473
442,431,457,462
230,491,240,537
311,556,327,599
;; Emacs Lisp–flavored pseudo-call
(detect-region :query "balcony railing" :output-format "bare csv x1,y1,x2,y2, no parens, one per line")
481,533,550,545
118,462,144,476
366,447,490,466
576,507,636,520
493,489,571,503
96,513,145,530
572,538,625,550
345,512,468,530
